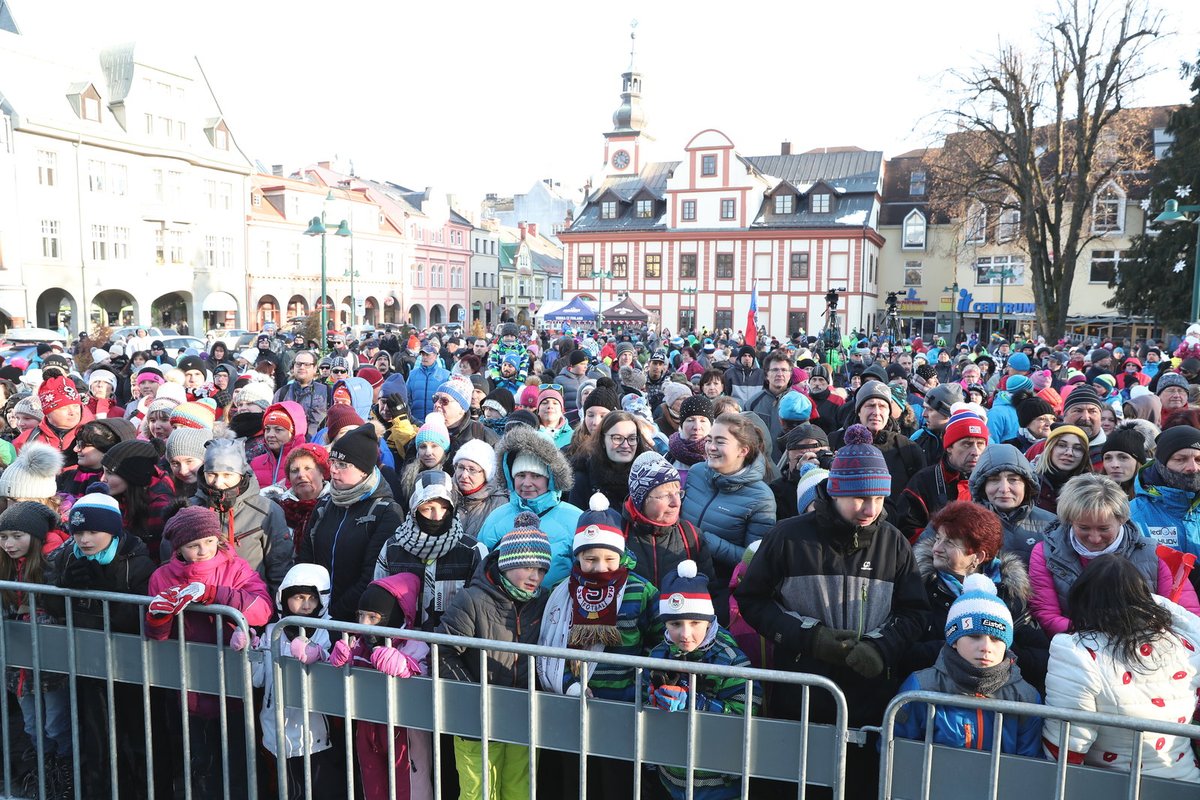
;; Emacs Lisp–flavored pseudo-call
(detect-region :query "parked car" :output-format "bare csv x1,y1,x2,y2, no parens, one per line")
205,328,250,351
1,327,68,347
159,336,207,360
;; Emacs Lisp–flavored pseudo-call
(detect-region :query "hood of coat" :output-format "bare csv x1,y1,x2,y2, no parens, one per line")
368,572,421,627
913,538,1031,603
968,443,1038,509
262,400,309,443
276,562,332,617
331,377,374,420
492,424,574,496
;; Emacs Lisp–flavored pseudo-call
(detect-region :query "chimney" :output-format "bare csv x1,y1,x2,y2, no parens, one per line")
318,161,330,169
271,164,283,177
781,141,792,156
518,222,527,240
527,223,538,238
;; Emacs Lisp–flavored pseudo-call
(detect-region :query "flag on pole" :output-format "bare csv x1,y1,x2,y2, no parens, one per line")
745,280,758,347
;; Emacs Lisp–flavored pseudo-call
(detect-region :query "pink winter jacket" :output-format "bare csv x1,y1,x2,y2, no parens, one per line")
250,401,309,489
1028,541,1200,636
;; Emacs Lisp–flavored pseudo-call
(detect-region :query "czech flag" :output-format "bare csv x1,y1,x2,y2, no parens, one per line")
745,280,758,346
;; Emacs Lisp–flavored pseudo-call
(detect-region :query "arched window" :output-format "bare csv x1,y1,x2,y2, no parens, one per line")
1093,182,1126,234
964,204,987,245
902,209,926,249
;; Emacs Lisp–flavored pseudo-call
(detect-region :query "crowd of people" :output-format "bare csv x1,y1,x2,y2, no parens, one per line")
0,319,1199,799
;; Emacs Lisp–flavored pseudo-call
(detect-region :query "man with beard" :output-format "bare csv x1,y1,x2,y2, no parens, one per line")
1024,385,1107,470
897,411,990,542
806,364,844,434
722,346,764,406
747,349,798,463
1130,425,1200,571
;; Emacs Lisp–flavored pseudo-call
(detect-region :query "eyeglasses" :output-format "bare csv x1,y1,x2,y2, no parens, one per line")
644,489,684,504
454,463,483,478
432,395,453,407
294,361,315,368
608,434,639,447
331,368,348,375
538,383,563,393
932,534,965,553
318,365,331,371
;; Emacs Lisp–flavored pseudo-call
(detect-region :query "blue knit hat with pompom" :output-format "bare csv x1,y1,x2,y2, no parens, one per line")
827,424,891,497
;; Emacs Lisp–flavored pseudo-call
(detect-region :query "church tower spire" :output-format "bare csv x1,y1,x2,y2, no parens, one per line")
604,20,649,176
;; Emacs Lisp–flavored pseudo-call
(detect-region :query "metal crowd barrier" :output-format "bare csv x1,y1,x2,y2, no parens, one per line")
878,690,1200,800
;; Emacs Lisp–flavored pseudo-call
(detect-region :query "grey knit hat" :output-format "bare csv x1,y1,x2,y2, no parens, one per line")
13,396,42,422
167,426,213,462
203,437,248,476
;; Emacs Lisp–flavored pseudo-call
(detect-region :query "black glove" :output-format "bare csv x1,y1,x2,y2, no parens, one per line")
811,627,857,666
61,556,102,589
214,390,232,409
845,641,885,678
382,393,410,422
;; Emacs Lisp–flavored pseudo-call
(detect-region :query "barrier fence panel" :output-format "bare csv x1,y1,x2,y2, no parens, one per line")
878,690,1200,800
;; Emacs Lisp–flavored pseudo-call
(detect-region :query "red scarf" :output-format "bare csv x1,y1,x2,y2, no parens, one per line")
280,497,319,553
567,562,627,648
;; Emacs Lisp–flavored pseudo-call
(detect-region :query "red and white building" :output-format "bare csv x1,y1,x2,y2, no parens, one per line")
561,60,886,340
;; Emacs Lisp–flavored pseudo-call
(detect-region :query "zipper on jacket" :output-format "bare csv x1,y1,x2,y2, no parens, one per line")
975,708,985,749
857,584,867,640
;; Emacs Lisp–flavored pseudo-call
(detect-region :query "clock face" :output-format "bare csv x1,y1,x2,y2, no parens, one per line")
612,150,631,170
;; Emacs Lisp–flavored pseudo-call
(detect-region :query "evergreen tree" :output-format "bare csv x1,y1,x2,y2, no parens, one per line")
1108,53,1200,328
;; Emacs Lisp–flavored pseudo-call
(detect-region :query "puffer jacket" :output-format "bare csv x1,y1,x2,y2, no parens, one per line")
987,392,1020,444
968,443,1056,565
250,400,309,489
734,486,929,727
475,425,582,588
680,456,776,575
568,452,633,511
456,482,507,542
43,534,155,633
895,648,1043,756
722,363,764,406
622,498,717,595
435,554,550,686
1043,596,1200,781
1129,463,1200,560
406,362,452,424
829,425,927,520
905,539,1050,692
188,469,295,597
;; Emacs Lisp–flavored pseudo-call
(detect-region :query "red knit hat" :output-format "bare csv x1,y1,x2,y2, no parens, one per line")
326,404,364,434
286,443,330,479
355,367,384,389
38,375,82,413
943,410,990,450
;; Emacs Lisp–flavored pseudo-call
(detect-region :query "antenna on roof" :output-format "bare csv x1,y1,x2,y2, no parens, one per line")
629,19,638,70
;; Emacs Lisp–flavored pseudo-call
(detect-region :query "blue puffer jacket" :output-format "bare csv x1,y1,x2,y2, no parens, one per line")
987,392,1019,444
680,456,776,572
475,425,582,588
405,363,451,424
1129,465,1200,557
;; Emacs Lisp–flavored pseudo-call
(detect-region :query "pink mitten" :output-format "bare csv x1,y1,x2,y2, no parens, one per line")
229,629,253,651
290,637,323,665
329,639,353,668
370,646,415,678
148,587,181,617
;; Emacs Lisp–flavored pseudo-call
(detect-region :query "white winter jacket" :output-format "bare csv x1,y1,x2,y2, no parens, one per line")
252,621,333,758
1043,596,1200,782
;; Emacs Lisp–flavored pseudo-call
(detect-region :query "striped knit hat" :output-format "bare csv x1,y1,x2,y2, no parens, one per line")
659,560,715,622
496,511,552,572
68,491,123,537
827,424,891,498
944,573,1014,648
415,412,451,451
943,410,989,451
171,400,217,430
573,493,625,556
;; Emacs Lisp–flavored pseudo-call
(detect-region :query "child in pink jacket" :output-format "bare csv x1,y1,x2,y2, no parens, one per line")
329,572,433,800
145,505,272,798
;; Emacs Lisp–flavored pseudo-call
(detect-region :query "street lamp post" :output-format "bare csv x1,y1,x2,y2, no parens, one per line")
304,194,351,351
591,269,613,331
985,267,1016,339
943,280,961,344
1154,199,1200,322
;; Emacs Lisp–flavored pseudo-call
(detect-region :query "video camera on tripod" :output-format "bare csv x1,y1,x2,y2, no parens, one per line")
885,291,900,318
821,287,848,350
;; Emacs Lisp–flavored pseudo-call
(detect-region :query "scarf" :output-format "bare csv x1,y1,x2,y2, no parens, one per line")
499,573,540,602
1070,524,1124,559
390,512,465,561
73,536,119,565
1146,461,1200,493
329,468,381,508
940,643,1012,697
938,559,1002,597
481,416,507,436
667,433,708,467
566,563,628,648
280,496,319,542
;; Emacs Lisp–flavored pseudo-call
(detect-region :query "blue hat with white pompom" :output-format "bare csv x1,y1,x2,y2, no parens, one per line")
944,573,1014,648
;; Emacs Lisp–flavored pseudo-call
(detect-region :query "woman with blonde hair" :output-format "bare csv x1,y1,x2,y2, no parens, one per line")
1033,424,1091,513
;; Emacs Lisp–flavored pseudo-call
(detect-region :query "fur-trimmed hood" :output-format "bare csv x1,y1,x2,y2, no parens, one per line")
913,537,1031,603
491,424,574,494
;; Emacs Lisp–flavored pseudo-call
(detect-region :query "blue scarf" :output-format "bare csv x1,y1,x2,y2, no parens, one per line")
74,536,119,565
938,558,1003,597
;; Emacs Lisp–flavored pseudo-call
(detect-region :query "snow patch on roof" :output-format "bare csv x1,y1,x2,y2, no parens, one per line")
835,210,868,225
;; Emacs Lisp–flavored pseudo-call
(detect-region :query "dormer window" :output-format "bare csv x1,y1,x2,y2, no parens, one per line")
902,209,926,249
635,199,654,219
82,95,100,122
810,193,831,213
909,171,926,196
774,195,794,214
206,118,231,151
601,201,617,220
701,155,717,177
1093,182,1125,234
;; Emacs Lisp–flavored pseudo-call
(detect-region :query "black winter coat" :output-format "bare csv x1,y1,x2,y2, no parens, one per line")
44,535,155,634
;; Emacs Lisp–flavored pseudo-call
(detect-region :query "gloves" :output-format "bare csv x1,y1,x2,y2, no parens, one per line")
382,393,410,421
229,629,259,651
811,627,858,666
652,684,689,712
149,582,215,618
177,582,217,607
290,636,324,665
62,556,102,588
370,646,419,678
148,587,183,617
330,639,353,668
845,641,885,678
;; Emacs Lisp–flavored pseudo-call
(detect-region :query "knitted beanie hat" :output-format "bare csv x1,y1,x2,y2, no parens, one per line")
1062,384,1104,413
659,560,715,622
619,366,646,392
357,581,404,628
435,375,473,413
855,380,898,416
510,450,549,479
328,423,379,475
482,388,515,417
204,437,249,476
176,355,205,376
678,394,714,422
453,438,496,482
1017,397,1055,429
518,385,540,408
233,380,274,411
37,375,82,414
573,493,625,556
171,400,217,430
326,404,364,435
355,367,384,389
1155,425,1200,466
627,451,681,511
827,425,891,498
496,511,552,572
537,384,565,409
77,418,136,453
661,382,692,409
1102,425,1148,464
778,390,813,422
13,396,42,422
924,383,964,417
795,463,830,513
1045,424,1090,455
1030,369,1053,392
1007,352,1031,372
582,385,619,413
1005,375,1034,397
0,442,63,500
88,369,118,392
942,410,990,451
1157,372,1189,395
286,442,331,479
409,469,457,513
164,506,223,550
944,573,1014,648
415,412,451,451
0,501,60,542
101,440,160,488
166,426,213,462
67,491,123,537
153,382,187,407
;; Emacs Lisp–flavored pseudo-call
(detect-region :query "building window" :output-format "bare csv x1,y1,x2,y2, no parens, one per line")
111,164,127,196
904,260,922,286
974,255,1025,285
412,263,424,287
37,150,56,186
1089,250,1124,284
213,127,228,150
178,121,187,141
715,309,732,330
902,209,926,249
204,180,216,208
790,252,809,280
91,225,108,261
636,199,654,218
434,264,446,288
221,237,233,268
774,195,794,214
451,266,463,289
909,171,926,196
386,252,395,275
41,220,60,259
88,160,106,192
144,113,154,135
720,199,736,220
611,254,628,278
601,201,617,219
787,311,809,335
152,169,164,201
810,193,831,213
681,200,696,221
204,235,217,268
219,182,233,210
680,253,697,278
997,207,1021,243
578,253,594,279
701,154,717,176
155,228,165,264
715,253,734,279
82,95,100,122
965,204,987,245
679,308,696,332
644,253,661,278
170,231,184,264
112,227,129,260
1093,184,1124,234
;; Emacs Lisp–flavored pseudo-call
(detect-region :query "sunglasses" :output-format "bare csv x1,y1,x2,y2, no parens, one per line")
331,368,348,375
538,383,563,393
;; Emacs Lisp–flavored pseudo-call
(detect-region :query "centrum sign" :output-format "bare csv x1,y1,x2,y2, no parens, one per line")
971,301,1035,315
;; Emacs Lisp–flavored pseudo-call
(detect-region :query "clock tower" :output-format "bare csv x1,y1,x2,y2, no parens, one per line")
603,22,650,177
